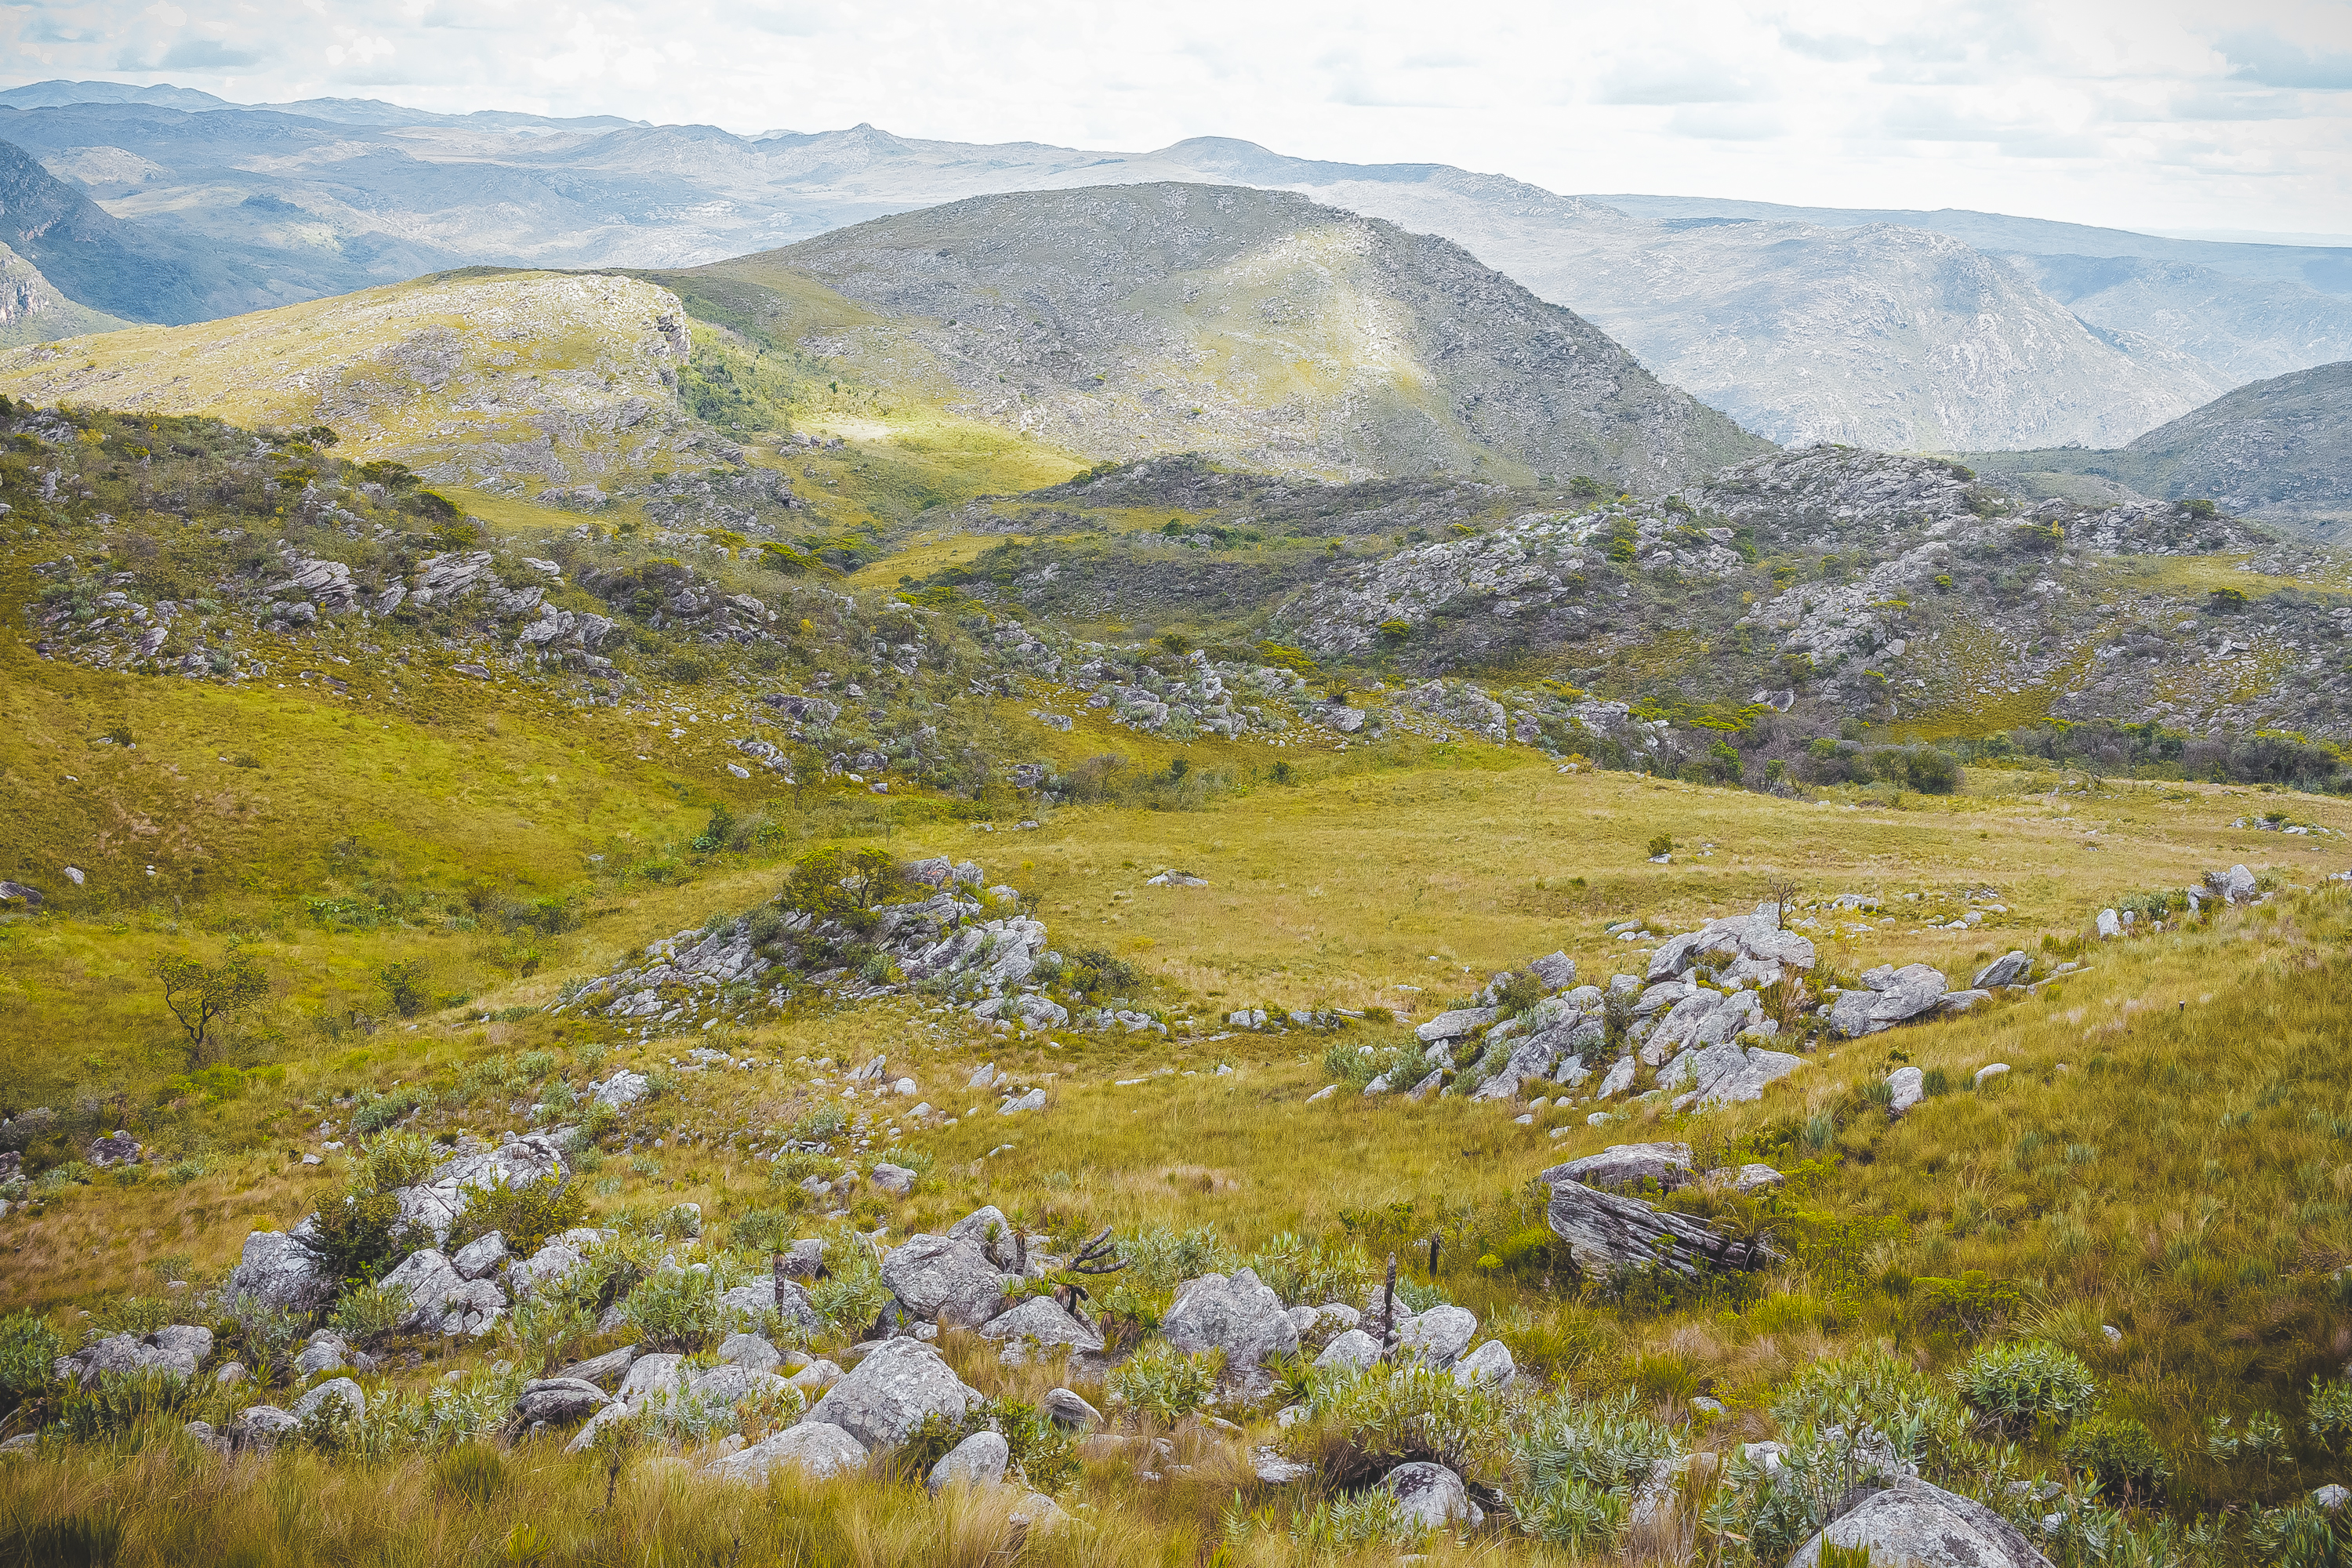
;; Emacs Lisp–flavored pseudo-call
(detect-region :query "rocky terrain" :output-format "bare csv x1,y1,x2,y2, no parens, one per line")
0,241,125,349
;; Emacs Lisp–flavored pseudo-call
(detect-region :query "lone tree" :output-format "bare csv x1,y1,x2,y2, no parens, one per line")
154,949,267,1063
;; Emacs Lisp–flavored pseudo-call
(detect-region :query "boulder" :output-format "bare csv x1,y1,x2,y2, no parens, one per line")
506,1240,583,1301
1315,1329,1381,1370
805,1338,983,1450
947,1205,1024,1270
1163,1268,1299,1368
715,1275,826,1338
390,1133,569,1249
232,1405,299,1450
380,1248,506,1335
1529,952,1578,990
708,1421,869,1483
1973,951,2031,989
871,1163,916,1196
686,1362,791,1408
293,1377,365,1425
927,1430,1010,1494
1381,1461,1481,1529
1544,1142,1695,1193
882,1234,1007,1329
451,1232,508,1281
2212,864,2259,904
1000,1088,1047,1115
295,1334,345,1379
148,1325,212,1371
1454,1340,1515,1387
2095,909,2121,939
1726,1163,1786,1193
1043,1387,1102,1430
86,1134,141,1167
1545,1178,1777,1279
514,1377,609,1425
1414,1007,1497,1044
1788,1476,2053,1567
717,1334,782,1374
1397,1305,1477,1369
1593,1055,1638,1100
228,1229,333,1315
978,1296,1103,1354
779,1239,828,1280
556,1345,640,1387
53,1334,153,1386
1830,964,1951,1037
618,1352,687,1406
591,1069,651,1107
1886,1065,1925,1116
1662,1041,1805,1110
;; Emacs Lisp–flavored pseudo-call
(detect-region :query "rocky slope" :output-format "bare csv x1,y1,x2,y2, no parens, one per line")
1965,362,2352,535
0,241,127,348
699,183,1769,488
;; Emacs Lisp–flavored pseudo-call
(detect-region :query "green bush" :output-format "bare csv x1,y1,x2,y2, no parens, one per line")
359,1131,439,1192
353,1087,430,1135
431,1443,510,1505
1952,1341,2100,1435
1243,1232,1374,1308
2063,1415,2169,1501
2310,1377,2352,1450
0,1311,60,1410
1107,1342,1222,1421
618,1267,730,1353
379,961,429,1018
56,1369,197,1442
444,1174,586,1257
309,1183,413,1287
1504,1389,1676,1554
328,1282,409,1348
1294,1361,1511,1480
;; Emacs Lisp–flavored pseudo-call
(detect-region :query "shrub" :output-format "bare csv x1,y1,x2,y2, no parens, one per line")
1647,833,1674,858
56,1369,198,1442
1121,1224,1233,1290
0,1311,60,1411
432,1443,510,1505
618,1268,730,1353
1772,1347,1965,1475
1911,1270,2020,1339
2310,1377,2352,1450
1244,1232,1376,1308
353,1087,430,1135
310,1183,413,1287
505,1292,598,1375
1294,1361,1511,1482
1504,1389,1678,1554
1108,1341,1222,1421
231,1300,309,1385
1952,1341,2100,1435
379,961,429,1018
2063,1415,2169,1501
328,1282,410,1348
731,1207,803,1254
359,1131,439,1192
444,1174,586,1257
790,1103,848,1142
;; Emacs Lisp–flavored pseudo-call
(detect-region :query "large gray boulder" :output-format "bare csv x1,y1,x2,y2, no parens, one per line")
717,1333,782,1374
1972,951,2031,989
1545,1178,1777,1279
379,1248,506,1336
1544,1142,1695,1192
1662,1041,1806,1111
715,1275,826,1338
389,1132,568,1248
707,1421,869,1483
804,1338,983,1450
1163,1268,1299,1368
514,1378,609,1425
293,1377,365,1424
1316,1329,1381,1370
1454,1340,1515,1387
1414,1007,1496,1044
452,1232,509,1281
227,1230,333,1315
882,1234,1008,1328
1397,1305,1477,1370
1788,1476,2053,1567
1381,1461,1481,1529
56,1325,214,1385
505,1239,584,1301
978,1295,1102,1354
927,1430,1010,1494
1831,964,1950,1037
2210,864,2259,905
1886,1066,1926,1116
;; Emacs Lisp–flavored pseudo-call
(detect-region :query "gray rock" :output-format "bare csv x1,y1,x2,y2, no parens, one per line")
805,1338,983,1450
1831,964,1951,1036
563,1399,635,1454
1000,1087,1047,1115
883,1234,1007,1328
233,1405,298,1450
708,1421,869,1483
1726,1163,1786,1193
2212,864,2259,904
1545,1178,1777,1279
514,1377,609,1425
1315,1329,1381,1370
1163,1268,1299,1368
53,1334,151,1386
214,1361,250,1387
1973,951,2031,989
1454,1340,1515,1387
380,1248,506,1335
1402,1068,1444,1102
506,1240,583,1301
2316,1483,2350,1511
927,1429,1010,1494
295,1338,345,1378
1398,1304,1477,1369
948,1205,1024,1269
452,1232,509,1281
149,1325,212,1369
86,1134,141,1167
227,1229,333,1315
1544,1142,1696,1192
715,1275,826,1338
1381,1461,1481,1530
1788,1475,2053,1567
1042,1387,1102,1430
966,1062,998,1090
2096,908,2121,939
592,1070,651,1108
978,1295,1102,1353
617,1352,687,1405
1254,1447,1316,1483
293,1377,365,1424
1593,1054,1638,1099
1661,1041,1806,1109
779,1239,828,1280
556,1345,640,1387
687,1362,791,1407
1886,1065,1925,1116
871,1163,916,1196
1414,1007,1497,1044
1528,951,1577,990
1975,1063,2011,1088
717,1334,782,1373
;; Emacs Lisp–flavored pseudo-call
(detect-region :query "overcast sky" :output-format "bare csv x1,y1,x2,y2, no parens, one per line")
5,0,2349,237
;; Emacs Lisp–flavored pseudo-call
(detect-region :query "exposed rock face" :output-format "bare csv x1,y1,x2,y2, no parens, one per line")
1381,1461,1482,1530
1544,1178,1777,1279
927,1430,1010,1494
1659,1040,1806,1110
881,1234,1008,1329
514,1378,609,1425
980,1297,1103,1354
1545,1142,1696,1192
379,1248,506,1336
227,1229,332,1315
1828,964,1951,1038
707,1421,869,1483
390,1132,568,1249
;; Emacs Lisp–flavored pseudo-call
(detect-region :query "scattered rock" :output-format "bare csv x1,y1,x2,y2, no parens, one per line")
1381,1461,1482,1530
85,1134,140,1167
1414,1007,1497,1044
1661,1040,1806,1110
1973,952,2031,989
1454,1340,1515,1387
1545,1142,1695,1192
717,1334,782,1374
2096,909,2121,939
227,1229,334,1315
451,1232,508,1281
1398,1304,1477,1369
884,1234,1009,1329
295,1333,346,1379
2210,864,2259,904
292,1377,365,1425
1043,1387,1102,1430
1000,1088,1047,1115
871,1163,916,1196
231,1406,299,1450
592,1070,652,1108
379,1248,506,1335
1975,1063,2011,1088
979,1296,1103,1354
1316,1329,1381,1370
514,1377,608,1425
1886,1065,1925,1116
1163,1268,1300,1370
1544,1178,1777,1279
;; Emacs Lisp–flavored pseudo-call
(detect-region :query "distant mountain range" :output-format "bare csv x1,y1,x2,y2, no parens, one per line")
0,78,2347,459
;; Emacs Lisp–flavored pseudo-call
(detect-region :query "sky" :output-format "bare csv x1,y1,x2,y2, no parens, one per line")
4,0,2350,236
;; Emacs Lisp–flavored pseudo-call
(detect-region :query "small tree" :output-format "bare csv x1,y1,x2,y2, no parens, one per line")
154,949,267,1063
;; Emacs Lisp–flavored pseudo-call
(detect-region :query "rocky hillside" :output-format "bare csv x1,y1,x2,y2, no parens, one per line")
0,240,126,348
1966,362,2352,536
688,183,1769,489
0,270,717,495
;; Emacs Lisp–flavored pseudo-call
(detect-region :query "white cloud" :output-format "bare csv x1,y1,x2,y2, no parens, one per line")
0,0,2342,233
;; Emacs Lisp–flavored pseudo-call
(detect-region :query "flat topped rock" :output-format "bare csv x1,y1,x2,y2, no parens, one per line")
1791,1476,2053,1567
